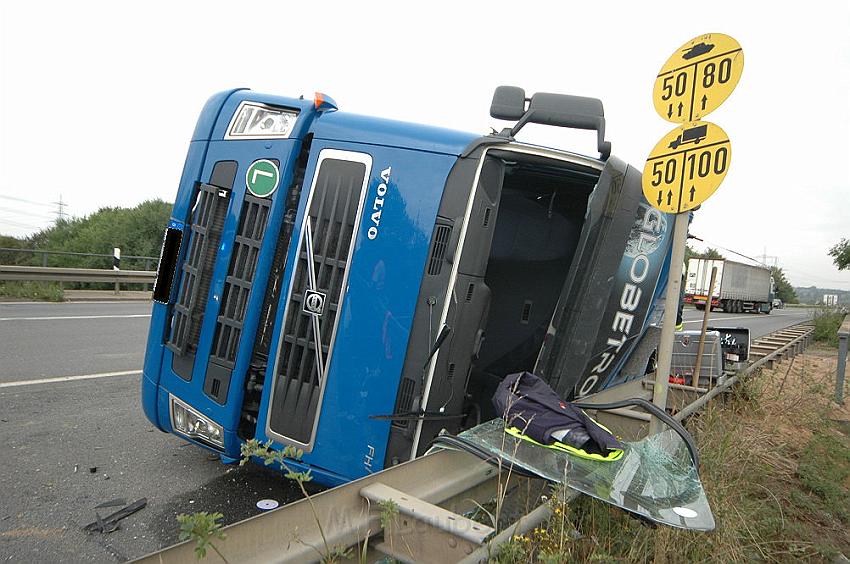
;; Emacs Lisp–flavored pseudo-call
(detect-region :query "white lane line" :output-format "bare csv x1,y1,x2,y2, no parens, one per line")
682,315,758,324
0,314,151,321
683,313,810,325
0,370,142,389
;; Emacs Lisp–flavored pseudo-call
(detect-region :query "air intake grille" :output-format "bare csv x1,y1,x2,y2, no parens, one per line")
392,377,416,429
210,195,271,367
269,157,368,445
168,183,230,366
427,224,452,276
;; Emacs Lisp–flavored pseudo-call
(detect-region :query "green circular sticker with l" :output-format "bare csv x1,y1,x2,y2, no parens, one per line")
245,159,280,198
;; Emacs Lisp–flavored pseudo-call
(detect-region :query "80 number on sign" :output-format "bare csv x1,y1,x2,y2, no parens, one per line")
642,121,732,214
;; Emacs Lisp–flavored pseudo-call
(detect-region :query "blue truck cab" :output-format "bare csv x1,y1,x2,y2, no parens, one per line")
142,86,675,486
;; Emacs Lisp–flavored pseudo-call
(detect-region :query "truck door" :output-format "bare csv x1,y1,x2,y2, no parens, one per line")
534,156,675,399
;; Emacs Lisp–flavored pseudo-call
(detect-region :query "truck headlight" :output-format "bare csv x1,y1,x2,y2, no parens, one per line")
226,102,299,139
170,395,224,448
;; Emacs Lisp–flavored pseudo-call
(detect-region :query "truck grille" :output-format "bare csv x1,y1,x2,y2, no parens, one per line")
268,155,369,445
210,195,271,367
168,182,230,374
204,194,271,403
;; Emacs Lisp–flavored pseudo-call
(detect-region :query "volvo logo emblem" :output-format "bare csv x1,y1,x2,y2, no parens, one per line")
303,290,326,317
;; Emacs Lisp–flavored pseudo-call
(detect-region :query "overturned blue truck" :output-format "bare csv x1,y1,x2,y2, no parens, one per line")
142,86,675,486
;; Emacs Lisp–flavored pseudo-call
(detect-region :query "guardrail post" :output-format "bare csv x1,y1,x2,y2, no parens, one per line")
837,317,849,405
42,252,48,267
113,247,121,295
144,258,153,291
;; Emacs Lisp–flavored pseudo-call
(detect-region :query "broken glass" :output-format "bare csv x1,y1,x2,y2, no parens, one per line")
432,419,714,531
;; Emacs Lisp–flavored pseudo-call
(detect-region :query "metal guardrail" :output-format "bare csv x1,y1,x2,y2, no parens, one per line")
674,324,814,421
0,247,157,269
0,265,155,285
837,316,849,404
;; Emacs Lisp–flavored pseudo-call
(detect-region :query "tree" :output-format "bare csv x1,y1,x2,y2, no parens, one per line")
770,266,798,304
0,235,29,265
829,239,850,270
27,200,172,269
699,247,724,259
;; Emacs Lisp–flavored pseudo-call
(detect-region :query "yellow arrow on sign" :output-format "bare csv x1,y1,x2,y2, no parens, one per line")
652,33,744,123
642,121,732,214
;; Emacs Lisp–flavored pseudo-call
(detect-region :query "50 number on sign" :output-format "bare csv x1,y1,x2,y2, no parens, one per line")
642,121,732,214
653,33,744,123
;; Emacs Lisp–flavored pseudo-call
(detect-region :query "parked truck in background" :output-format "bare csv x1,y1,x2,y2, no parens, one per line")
684,258,774,314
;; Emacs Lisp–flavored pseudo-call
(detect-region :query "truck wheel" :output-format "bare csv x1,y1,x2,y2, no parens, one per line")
695,304,705,311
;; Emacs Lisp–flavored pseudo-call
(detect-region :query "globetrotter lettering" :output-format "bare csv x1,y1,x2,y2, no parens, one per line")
577,205,665,397
367,166,392,240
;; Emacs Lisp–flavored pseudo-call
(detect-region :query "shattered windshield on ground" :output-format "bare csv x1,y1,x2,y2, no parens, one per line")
432,419,714,531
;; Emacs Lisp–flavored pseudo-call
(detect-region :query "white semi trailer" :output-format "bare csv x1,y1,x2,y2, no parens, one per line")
684,258,774,314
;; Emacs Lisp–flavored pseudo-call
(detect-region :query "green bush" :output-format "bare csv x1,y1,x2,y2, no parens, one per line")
811,310,845,347
0,281,64,302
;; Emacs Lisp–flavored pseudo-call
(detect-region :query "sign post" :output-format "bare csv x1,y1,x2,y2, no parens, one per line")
692,266,718,388
649,216,688,435
645,33,744,435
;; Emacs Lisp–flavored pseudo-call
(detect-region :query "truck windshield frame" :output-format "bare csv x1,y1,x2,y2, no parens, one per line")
409,143,604,457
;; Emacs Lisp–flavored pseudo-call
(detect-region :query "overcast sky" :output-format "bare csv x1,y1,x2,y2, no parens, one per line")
1,1,848,289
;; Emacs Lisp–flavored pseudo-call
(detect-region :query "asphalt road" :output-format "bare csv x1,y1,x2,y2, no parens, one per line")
0,302,312,562
0,300,814,562
679,305,813,339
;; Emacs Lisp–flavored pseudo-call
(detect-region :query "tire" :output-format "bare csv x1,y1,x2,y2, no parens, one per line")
695,304,705,311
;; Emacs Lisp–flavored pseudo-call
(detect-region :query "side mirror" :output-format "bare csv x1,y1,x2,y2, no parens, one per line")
490,86,527,120
489,86,612,159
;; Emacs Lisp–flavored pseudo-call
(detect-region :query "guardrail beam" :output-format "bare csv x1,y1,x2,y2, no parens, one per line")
0,265,155,285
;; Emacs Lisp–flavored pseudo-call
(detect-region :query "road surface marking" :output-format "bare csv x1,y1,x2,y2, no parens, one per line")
0,314,151,321
683,315,766,324
683,312,810,325
0,370,142,388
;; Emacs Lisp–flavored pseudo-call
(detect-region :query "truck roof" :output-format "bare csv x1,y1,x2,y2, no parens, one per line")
311,110,478,156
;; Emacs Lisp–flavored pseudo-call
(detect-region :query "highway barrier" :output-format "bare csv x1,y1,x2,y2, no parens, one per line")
0,265,155,285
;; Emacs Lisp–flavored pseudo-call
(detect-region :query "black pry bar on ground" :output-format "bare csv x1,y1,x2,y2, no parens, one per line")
82,498,147,534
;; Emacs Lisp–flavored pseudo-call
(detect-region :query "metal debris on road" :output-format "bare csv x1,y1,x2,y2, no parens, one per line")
94,498,127,509
82,498,147,534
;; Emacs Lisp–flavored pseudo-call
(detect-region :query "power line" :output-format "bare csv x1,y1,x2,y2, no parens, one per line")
0,217,43,230
0,206,56,221
782,267,850,286
0,194,56,208
692,237,766,266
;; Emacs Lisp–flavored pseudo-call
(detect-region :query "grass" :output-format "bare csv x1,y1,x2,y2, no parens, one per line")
811,310,846,347
0,281,64,302
497,349,850,562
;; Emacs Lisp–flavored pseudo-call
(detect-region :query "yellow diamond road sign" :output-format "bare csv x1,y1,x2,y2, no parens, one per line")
653,33,744,123
642,121,732,214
